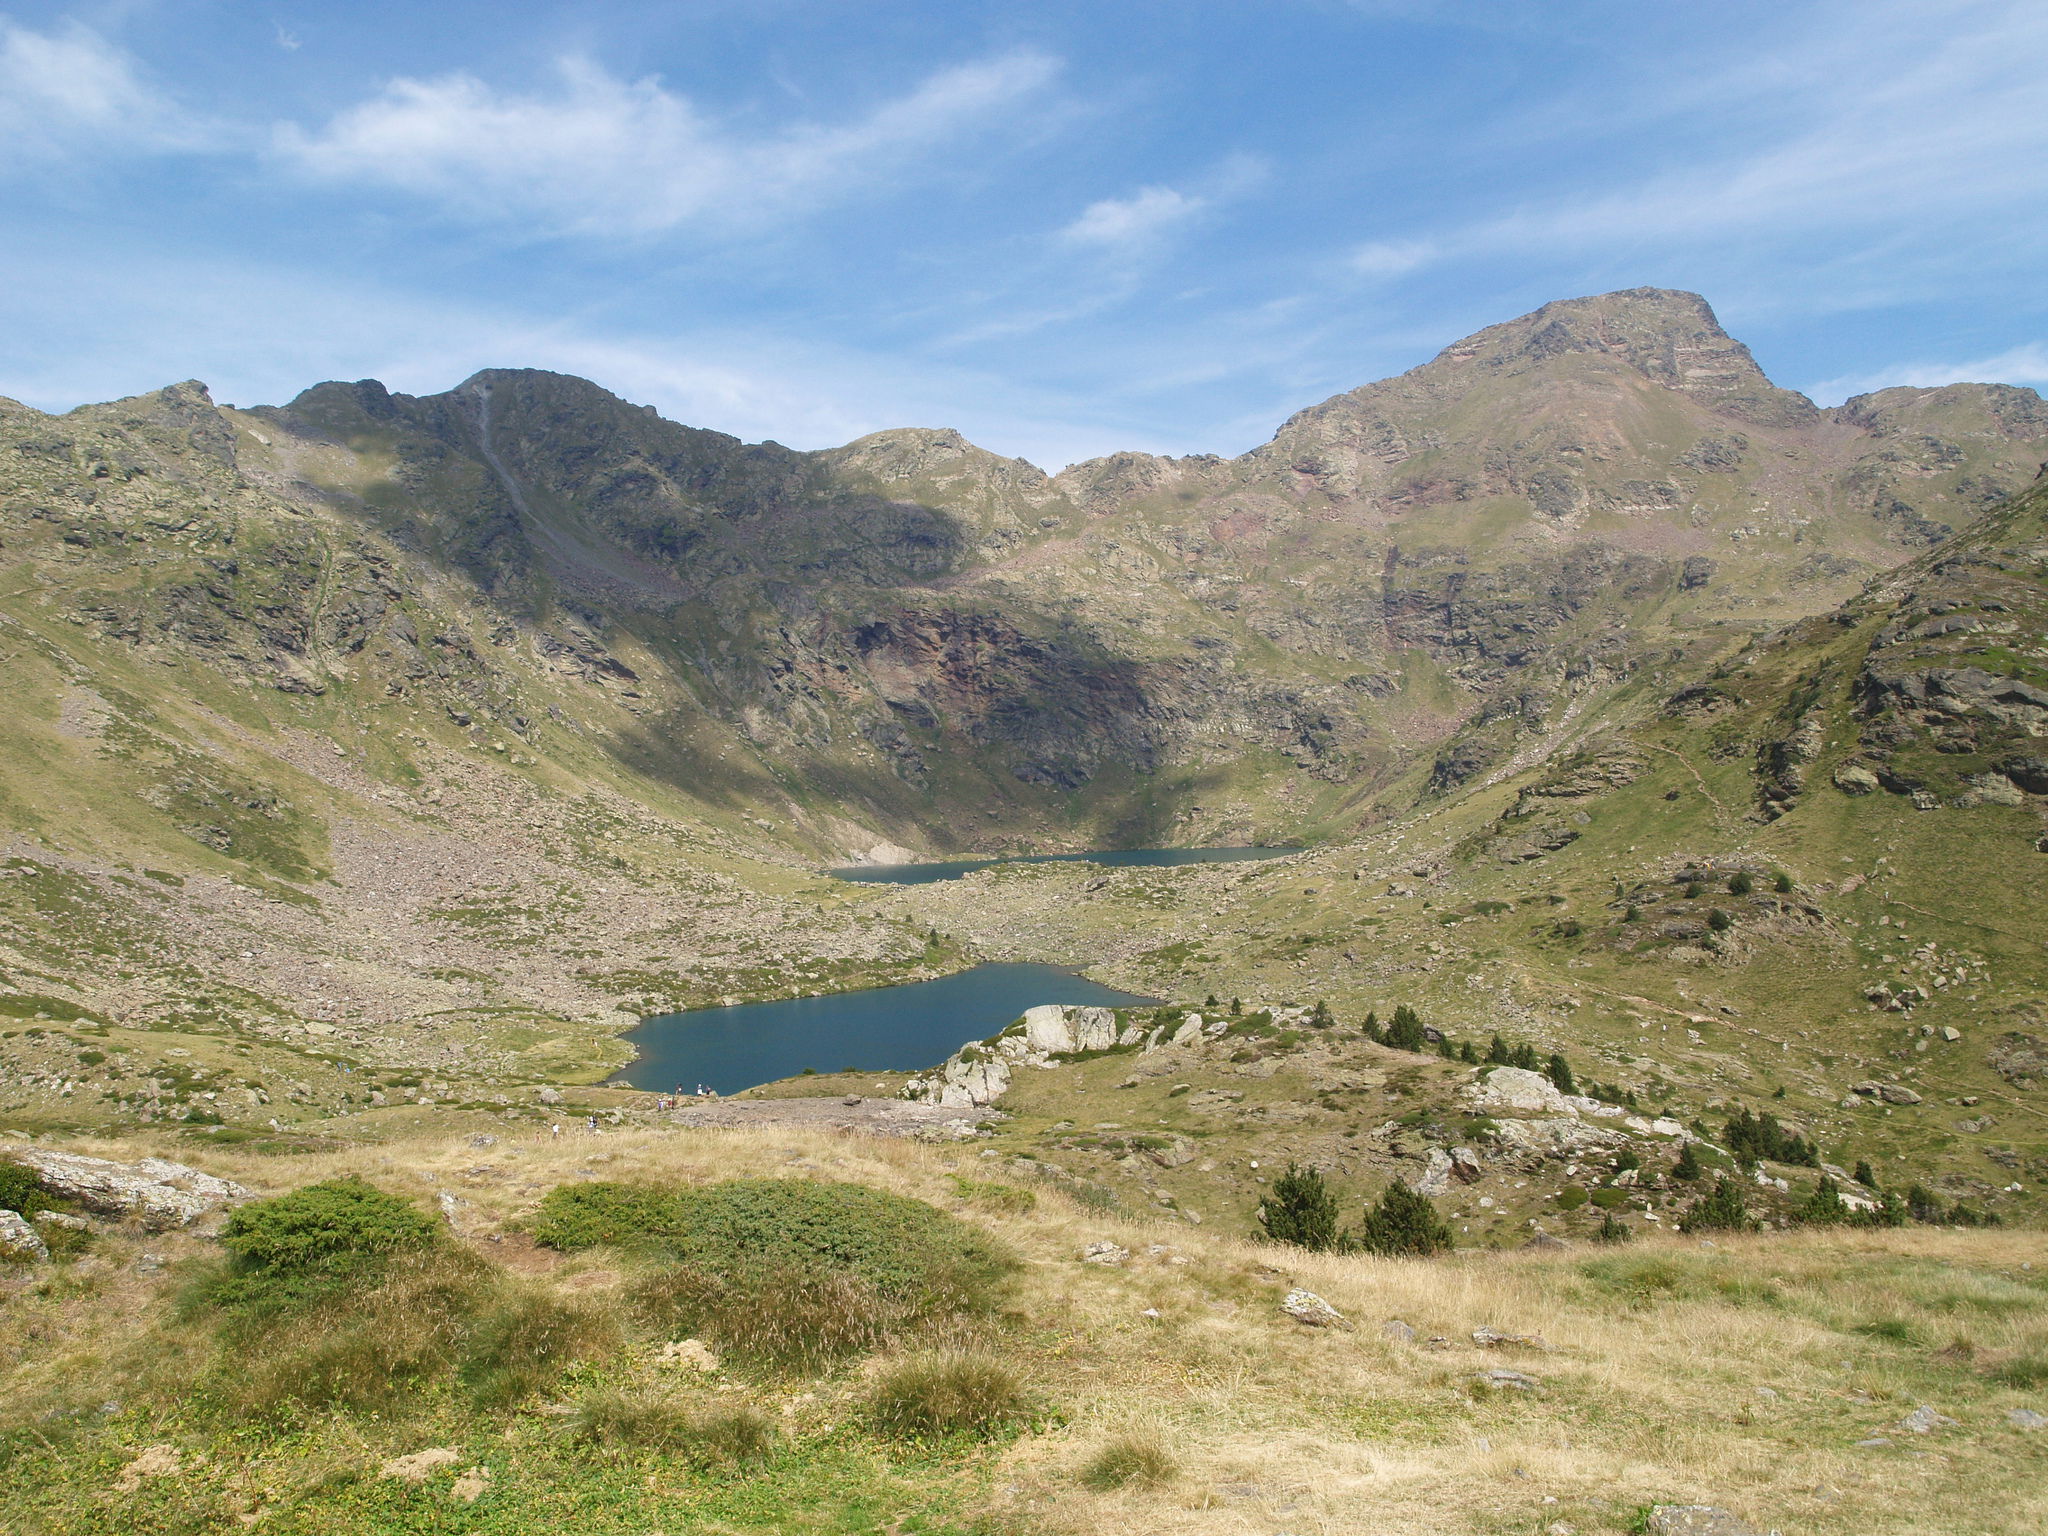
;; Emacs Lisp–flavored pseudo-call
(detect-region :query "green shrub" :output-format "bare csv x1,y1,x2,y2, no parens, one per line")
1671,1144,1703,1182
1727,871,1754,896
1589,1188,1629,1210
1546,1053,1577,1094
1797,1176,1850,1226
1707,908,1733,932
1595,1213,1632,1244
1259,1163,1342,1252
866,1352,1028,1439
220,1177,439,1278
1354,1182,1453,1257
1554,1186,1589,1211
1080,1430,1177,1490
0,1161,57,1220
1773,871,1794,893
571,1178,1014,1371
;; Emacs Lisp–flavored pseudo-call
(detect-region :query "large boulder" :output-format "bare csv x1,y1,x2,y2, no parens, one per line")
8,1150,251,1229
1464,1066,1574,1115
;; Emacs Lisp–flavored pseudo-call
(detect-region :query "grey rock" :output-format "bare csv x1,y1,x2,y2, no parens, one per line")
1878,1084,1923,1105
2006,1408,2046,1429
1832,764,1880,795
1473,1325,1550,1349
1381,1318,1418,1343
1080,1240,1129,1266
1280,1288,1351,1329
9,1150,250,1230
1898,1405,1958,1434
1644,1506,1776,1536
31,1210,90,1232
535,1087,565,1105
0,1209,49,1262
1474,1367,1540,1391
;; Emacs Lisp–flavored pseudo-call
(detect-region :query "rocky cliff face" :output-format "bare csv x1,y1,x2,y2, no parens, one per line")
8,289,2048,859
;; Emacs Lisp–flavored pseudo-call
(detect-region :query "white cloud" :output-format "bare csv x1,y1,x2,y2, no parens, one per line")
1348,239,1435,278
1061,185,1204,250
0,19,195,166
275,50,1060,238
1807,341,2048,404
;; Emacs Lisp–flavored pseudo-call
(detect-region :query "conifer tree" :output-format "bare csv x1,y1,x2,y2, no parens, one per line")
1546,1053,1577,1095
1798,1176,1849,1226
1680,1175,1752,1233
1258,1163,1342,1252
1384,1005,1428,1053
1487,1034,1511,1065
1853,1159,1878,1189
1354,1181,1454,1256
1671,1143,1703,1182
1595,1212,1632,1244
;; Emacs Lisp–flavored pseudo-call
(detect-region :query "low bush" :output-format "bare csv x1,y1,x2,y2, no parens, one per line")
543,1177,1014,1370
202,1178,444,1315
0,1160,58,1219
1079,1429,1177,1490
1354,1182,1453,1256
866,1352,1028,1439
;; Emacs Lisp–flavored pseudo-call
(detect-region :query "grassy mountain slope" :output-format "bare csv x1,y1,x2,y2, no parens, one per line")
2,1121,2043,1536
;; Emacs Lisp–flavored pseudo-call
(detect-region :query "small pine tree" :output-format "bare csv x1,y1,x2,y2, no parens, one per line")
1798,1176,1849,1226
1258,1163,1342,1252
1854,1189,1908,1228
1853,1159,1879,1189
1361,1010,1381,1043
1511,1042,1540,1071
1354,1182,1454,1257
1310,1000,1333,1029
1685,881,1705,899
1204,993,1219,1008
1595,1212,1632,1244
1384,1005,1428,1053
1680,1175,1753,1233
1487,1034,1511,1065
1546,1053,1577,1095
1458,1041,1480,1064
1623,905,1641,922
1707,908,1733,932
1436,1036,1456,1059
1614,1148,1641,1173
1727,871,1754,896
1672,1143,1703,1182
1773,871,1794,894
1905,1183,1945,1224
1229,997,1242,1016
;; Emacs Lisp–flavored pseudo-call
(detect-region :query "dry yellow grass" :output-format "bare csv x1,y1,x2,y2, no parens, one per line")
4,1121,2044,1535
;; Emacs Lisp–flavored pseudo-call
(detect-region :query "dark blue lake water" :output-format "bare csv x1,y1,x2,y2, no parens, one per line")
613,962,1160,1096
829,844,1301,885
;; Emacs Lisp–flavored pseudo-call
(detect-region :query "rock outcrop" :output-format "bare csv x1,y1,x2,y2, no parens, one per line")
10,1150,251,1229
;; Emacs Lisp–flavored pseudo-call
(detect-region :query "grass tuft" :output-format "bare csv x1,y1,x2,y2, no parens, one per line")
866,1351,1028,1440
1079,1429,1178,1490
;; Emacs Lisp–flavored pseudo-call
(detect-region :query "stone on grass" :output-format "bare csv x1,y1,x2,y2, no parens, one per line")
1280,1288,1352,1329
33,1210,90,1232
1381,1318,1418,1343
381,1448,462,1483
0,1209,49,1262
1472,1325,1549,1350
1080,1240,1130,1266
1474,1368,1540,1391
1644,1506,1778,1536
2006,1408,2046,1430
1898,1405,1958,1434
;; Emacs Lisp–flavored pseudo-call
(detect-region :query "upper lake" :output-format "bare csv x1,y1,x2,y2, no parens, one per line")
829,844,1301,886
613,962,1160,1096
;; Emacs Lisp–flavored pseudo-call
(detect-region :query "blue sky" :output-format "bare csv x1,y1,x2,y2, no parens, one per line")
2,0,2045,469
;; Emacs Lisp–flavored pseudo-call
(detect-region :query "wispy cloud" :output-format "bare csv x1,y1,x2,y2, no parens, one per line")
0,19,199,167
1808,341,2048,404
1061,185,1205,251
275,50,1061,238
1329,0,2048,294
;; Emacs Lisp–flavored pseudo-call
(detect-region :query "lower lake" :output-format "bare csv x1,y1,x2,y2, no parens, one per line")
829,843,1301,886
613,962,1161,1096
